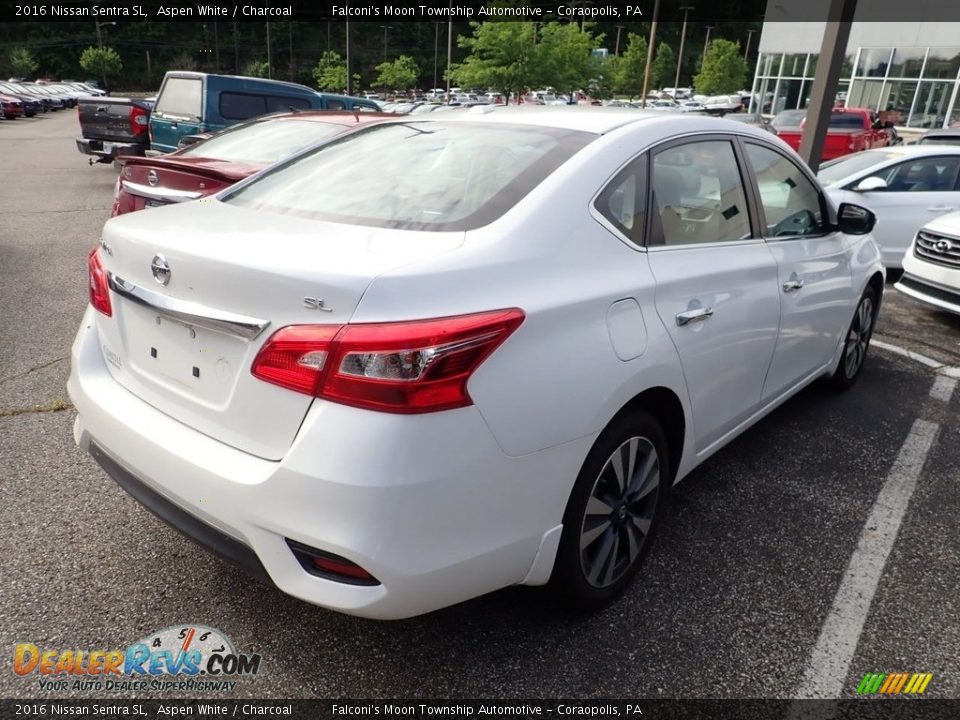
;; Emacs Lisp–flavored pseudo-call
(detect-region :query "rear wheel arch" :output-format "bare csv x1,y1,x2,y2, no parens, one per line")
607,386,686,486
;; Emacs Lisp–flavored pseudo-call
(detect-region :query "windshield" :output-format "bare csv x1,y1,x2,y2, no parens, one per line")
224,121,593,231
180,118,351,164
817,151,903,185
919,136,960,146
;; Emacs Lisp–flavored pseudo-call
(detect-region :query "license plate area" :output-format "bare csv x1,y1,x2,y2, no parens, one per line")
143,199,166,209
121,302,245,407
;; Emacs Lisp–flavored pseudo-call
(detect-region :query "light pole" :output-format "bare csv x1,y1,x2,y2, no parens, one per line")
674,6,694,95
446,12,453,102
380,25,393,64
433,23,439,90
614,25,624,56
265,21,272,79
93,21,116,89
702,26,714,70
743,28,756,59
346,19,353,95
640,0,661,108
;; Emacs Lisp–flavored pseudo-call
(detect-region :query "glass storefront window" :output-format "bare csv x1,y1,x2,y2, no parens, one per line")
879,80,918,125
848,79,884,110
782,54,807,78
759,53,782,78
922,48,960,79
856,48,893,78
889,48,926,78
909,81,954,128
773,78,804,112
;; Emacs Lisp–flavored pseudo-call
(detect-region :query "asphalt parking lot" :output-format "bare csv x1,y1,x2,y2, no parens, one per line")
1,110,959,700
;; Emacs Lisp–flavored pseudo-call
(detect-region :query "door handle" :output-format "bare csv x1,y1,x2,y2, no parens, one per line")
675,307,714,326
926,206,955,212
783,279,805,292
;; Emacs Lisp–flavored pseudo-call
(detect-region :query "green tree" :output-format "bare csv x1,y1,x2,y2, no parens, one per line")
450,19,537,104
312,51,347,92
79,47,122,88
532,23,596,99
374,55,420,92
168,51,198,73
243,59,270,78
612,33,648,99
694,38,749,95
650,43,675,90
9,47,38,78
589,54,617,100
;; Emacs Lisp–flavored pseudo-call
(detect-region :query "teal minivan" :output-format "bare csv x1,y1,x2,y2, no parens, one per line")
149,72,381,153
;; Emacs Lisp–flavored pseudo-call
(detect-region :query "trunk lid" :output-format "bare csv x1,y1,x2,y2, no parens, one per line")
118,156,262,212
96,200,464,460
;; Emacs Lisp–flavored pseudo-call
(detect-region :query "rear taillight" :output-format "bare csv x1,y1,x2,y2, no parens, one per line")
251,309,524,413
129,105,148,136
88,248,112,317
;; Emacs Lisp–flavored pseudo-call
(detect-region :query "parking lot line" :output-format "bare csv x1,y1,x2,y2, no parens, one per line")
871,340,943,369
930,374,958,403
792,418,939,701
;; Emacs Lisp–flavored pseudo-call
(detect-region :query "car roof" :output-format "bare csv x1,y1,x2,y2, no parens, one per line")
853,144,960,159
394,106,681,134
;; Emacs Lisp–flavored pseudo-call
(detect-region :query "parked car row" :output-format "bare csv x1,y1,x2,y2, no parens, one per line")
0,80,105,119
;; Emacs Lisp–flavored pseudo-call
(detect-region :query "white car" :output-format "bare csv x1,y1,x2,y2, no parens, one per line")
818,146,960,268
69,109,884,619
896,210,960,314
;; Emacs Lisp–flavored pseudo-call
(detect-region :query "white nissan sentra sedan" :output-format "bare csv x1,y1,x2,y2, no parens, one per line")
69,108,884,619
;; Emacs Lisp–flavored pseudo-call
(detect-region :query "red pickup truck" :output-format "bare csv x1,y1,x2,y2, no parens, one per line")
775,107,895,160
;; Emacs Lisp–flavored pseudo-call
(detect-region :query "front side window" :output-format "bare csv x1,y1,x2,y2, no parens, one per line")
877,156,960,192
745,143,826,237
650,140,752,246
224,122,594,231
155,77,202,119
594,154,647,245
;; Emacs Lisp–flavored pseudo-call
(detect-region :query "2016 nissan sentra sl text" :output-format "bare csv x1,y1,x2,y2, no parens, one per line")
68,108,885,619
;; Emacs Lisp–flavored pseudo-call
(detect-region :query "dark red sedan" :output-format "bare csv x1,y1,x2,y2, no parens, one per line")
112,111,391,216
0,93,24,119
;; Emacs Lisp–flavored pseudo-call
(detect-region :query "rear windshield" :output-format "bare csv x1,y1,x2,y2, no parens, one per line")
772,111,806,129
829,113,867,128
155,77,202,119
180,118,350,164
223,121,593,231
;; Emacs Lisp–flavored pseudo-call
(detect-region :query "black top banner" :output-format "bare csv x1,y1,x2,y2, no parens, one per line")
4,0,960,23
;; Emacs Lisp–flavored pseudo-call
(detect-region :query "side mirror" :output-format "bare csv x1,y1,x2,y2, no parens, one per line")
836,203,876,235
885,120,895,129
854,176,888,192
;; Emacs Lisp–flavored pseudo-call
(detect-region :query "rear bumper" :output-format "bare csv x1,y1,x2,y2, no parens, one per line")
76,137,147,160
68,307,589,618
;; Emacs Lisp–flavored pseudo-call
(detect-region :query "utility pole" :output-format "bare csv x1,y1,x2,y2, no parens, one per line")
743,28,756,59
702,26,714,70
346,20,353,95
640,0,661,108
93,22,115,88
381,25,393,64
288,21,294,81
266,21,272,79
214,21,220,73
233,21,239,74
614,25,624,56
446,13,453,101
674,6,694,94
433,23,439,90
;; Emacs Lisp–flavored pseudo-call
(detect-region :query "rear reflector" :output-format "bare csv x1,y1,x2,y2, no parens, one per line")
251,309,524,413
88,248,112,317
286,539,380,586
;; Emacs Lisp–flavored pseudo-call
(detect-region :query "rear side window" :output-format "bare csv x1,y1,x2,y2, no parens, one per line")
594,154,647,245
155,77,202,119
220,92,267,120
650,140,752,246
266,96,310,113
224,122,594,231
325,99,346,111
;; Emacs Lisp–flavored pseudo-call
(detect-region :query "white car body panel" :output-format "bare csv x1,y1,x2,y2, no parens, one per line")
822,145,960,268
896,210,960,315
68,109,885,618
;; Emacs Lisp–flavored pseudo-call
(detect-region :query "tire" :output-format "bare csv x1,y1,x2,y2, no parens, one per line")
832,285,877,390
552,409,669,610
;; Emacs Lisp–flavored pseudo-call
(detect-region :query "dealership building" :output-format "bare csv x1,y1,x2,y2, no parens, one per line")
751,21,960,128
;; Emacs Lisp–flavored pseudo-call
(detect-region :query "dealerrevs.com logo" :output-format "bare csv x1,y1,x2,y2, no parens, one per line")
856,672,934,695
14,625,262,693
